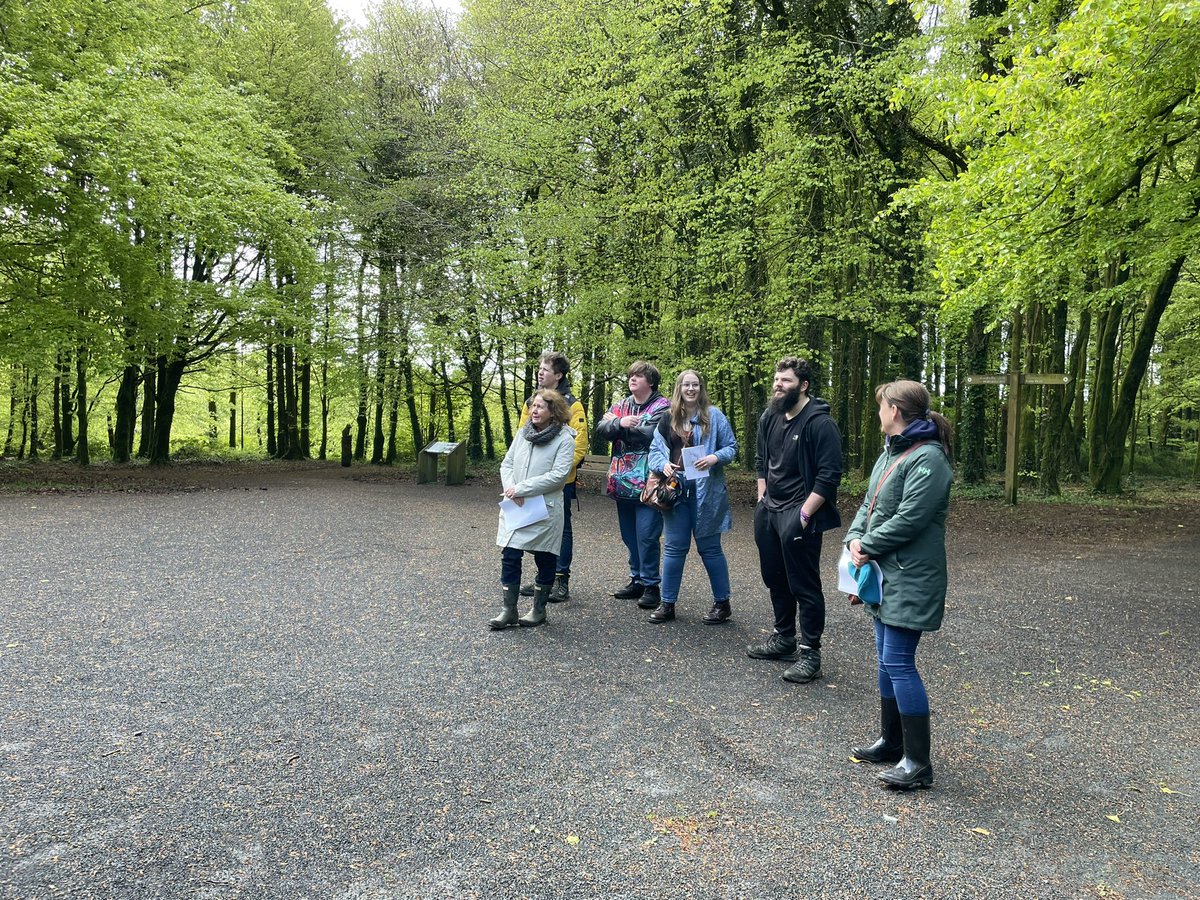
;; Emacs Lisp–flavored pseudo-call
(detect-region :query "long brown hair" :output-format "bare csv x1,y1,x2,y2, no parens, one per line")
876,379,954,458
669,369,711,438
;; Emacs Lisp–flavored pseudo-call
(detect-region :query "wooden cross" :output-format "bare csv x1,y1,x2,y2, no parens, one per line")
965,370,1071,505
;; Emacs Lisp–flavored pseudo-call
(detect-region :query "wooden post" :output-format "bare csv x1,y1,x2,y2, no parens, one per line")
445,441,466,485
966,372,1071,505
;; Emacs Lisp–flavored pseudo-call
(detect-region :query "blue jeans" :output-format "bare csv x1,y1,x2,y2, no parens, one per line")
874,618,928,716
661,491,730,603
558,481,576,575
501,547,556,587
614,498,662,586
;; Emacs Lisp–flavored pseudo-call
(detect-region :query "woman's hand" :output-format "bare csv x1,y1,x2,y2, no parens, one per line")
662,462,678,477
503,486,524,507
693,453,718,471
848,538,869,567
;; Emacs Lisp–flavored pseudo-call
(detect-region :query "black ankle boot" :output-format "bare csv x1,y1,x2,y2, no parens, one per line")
637,585,661,609
489,584,520,630
613,579,644,600
519,583,550,627
852,696,902,764
878,714,933,789
548,574,570,603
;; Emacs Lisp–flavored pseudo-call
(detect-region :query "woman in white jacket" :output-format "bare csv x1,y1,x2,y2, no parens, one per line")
490,389,577,629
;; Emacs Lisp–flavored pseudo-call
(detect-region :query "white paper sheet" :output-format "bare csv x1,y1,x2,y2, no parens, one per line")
500,493,549,530
681,445,710,479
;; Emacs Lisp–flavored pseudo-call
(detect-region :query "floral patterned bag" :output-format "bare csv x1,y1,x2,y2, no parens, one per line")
607,451,649,499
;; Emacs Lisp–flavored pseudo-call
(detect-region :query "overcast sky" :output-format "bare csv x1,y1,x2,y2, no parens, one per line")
326,0,463,27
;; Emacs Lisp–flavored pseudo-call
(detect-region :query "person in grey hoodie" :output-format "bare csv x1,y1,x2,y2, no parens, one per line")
747,357,843,685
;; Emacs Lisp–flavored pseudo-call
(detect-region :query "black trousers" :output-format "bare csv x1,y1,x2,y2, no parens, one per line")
753,502,826,649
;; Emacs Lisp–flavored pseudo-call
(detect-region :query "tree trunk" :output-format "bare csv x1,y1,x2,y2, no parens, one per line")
60,352,75,457
3,366,16,457
28,373,39,460
51,367,62,459
149,356,186,465
15,368,28,458
959,309,990,483
861,332,887,472
1039,300,1067,495
1091,256,1186,492
137,359,156,459
499,348,514,449
299,349,311,458
440,357,456,442
463,331,487,462
266,344,277,457
402,353,423,457
354,256,369,461
1064,308,1091,480
371,267,390,465
113,364,140,463
75,346,89,466
228,392,237,449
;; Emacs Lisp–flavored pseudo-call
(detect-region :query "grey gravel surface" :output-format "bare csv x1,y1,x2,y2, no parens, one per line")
1,465,1197,899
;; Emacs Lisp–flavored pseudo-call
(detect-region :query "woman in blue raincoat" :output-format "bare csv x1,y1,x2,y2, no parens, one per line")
646,370,738,625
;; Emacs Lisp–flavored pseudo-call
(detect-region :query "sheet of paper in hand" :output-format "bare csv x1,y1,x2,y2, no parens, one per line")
500,494,549,530
681,445,710,479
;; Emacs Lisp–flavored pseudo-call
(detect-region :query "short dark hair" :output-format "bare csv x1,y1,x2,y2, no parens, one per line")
540,352,570,379
776,356,815,394
628,360,661,390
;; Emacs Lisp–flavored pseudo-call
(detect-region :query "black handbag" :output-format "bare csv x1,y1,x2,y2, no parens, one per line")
640,469,682,512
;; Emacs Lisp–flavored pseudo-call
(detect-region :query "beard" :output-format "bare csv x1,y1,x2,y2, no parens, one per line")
769,385,802,415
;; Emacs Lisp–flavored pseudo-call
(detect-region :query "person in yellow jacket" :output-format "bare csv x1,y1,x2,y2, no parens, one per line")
516,352,589,602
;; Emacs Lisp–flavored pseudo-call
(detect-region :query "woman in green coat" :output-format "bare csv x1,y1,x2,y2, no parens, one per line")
845,380,954,790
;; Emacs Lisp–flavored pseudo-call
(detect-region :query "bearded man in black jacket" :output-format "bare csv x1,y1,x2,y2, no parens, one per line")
748,357,843,685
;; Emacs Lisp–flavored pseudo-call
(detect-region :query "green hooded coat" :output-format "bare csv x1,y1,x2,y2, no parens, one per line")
845,430,953,632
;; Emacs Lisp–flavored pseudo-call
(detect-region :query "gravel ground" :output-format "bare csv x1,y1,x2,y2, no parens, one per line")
1,463,1197,900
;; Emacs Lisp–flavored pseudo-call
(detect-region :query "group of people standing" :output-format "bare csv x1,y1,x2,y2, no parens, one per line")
487,353,953,791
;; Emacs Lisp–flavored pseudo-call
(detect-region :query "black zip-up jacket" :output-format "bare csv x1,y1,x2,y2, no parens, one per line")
755,397,843,533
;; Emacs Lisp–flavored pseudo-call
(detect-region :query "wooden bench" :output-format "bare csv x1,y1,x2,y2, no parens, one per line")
577,453,610,476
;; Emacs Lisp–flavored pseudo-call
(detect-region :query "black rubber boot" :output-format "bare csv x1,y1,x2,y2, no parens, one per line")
519,583,551,627
851,696,903,764
548,574,570,603
489,584,520,630
519,583,535,597
878,714,934,789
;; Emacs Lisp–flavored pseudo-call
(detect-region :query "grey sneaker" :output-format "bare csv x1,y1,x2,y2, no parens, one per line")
782,648,822,683
746,633,799,661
